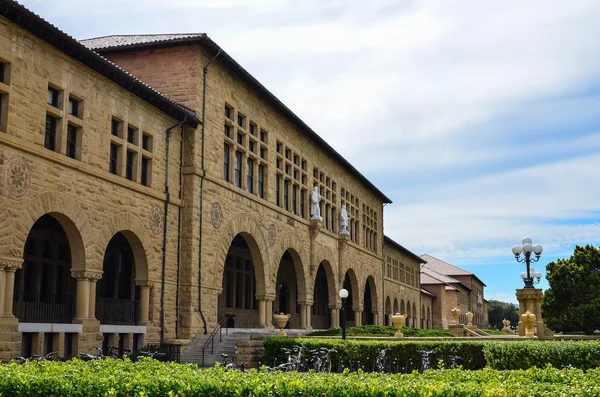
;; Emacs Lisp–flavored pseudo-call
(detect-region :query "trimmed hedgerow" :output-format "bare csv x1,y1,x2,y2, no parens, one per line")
263,337,486,371
307,325,454,338
1,359,600,396
484,340,600,370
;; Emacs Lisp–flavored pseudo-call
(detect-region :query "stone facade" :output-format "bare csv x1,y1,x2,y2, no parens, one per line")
0,11,198,361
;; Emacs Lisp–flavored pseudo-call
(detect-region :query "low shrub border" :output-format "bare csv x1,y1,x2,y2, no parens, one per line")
263,337,487,371
2,359,600,396
307,325,455,338
264,338,600,371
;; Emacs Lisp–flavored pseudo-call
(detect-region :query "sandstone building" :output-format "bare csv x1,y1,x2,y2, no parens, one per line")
0,1,483,361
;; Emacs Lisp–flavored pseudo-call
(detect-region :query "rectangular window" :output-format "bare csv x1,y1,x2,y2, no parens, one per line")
127,126,137,144
260,147,266,159
237,133,244,146
249,140,255,153
47,87,59,107
276,174,281,206
224,124,231,138
283,179,289,211
292,185,297,215
260,130,266,142
111,118,121,137
141,157,150,186
223,144,230,182
300,189,305,218
234,151,242,187
142,133,151,151
258,164,264,198
44,115,57,151
249,122,256,136
225,105,232,119
0,92,8,133
109,143,119,174
126,150,135,181
237,113,245,128
246,158,254,193
68,97,79,117
66,124,77,159
0,62,4,84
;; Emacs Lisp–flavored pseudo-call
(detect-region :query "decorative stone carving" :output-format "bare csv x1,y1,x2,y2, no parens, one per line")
340,204,349,235
4,157,30,198
0,258,23,271
211,202,223,229
267,224,277,247
136,280,154,288
149,205,164,235
310,186,322,220
522,310,536,338
71,271,103,280
502,319,512,333
389,312,406,337
466,311,473,326
451,307,461,324
273,312,291,336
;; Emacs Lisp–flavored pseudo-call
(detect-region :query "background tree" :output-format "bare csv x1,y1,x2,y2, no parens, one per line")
487,299,519,329
543,244,600,334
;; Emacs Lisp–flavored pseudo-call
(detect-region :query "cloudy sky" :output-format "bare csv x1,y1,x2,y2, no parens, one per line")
21,0,600,303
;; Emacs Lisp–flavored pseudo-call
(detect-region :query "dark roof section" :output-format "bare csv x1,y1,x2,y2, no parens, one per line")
81,34,392,204
0,1,200,127
421,254,487,287
420,288,436,298
384,236,426,264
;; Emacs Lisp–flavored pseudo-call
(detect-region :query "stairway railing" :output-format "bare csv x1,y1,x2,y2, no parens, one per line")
201,314,234,367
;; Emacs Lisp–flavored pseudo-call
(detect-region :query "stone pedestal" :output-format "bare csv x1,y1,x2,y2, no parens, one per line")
516,288,554,340
0,316,20,362
72,318,102,356
448,324,465,337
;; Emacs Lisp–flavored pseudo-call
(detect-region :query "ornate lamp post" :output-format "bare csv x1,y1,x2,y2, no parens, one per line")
512,237,543,289
339,288,349,340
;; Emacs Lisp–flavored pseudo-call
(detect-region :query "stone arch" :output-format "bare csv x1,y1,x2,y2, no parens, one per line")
364,275,378,313
385,296,392,325
313,259,337,307
96,212,152,280
343,267,360,310
393,298,399,314
406,300,412,326
271,233,308,302
213,214,269,296
400,299,405,315
413,302,417,327
10,191,92,271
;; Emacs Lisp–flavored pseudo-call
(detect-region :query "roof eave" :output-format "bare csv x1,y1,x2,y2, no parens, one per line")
0,2,200,127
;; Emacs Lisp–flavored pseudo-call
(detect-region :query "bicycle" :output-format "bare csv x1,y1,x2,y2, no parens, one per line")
138,350,167,360
107,346,132,359
79,347,104,361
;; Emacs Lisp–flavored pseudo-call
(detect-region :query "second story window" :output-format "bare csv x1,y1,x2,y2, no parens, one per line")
234,151,242,188
141,157,150,186
66,124,78,159
68,97,80,117
258,164,264,198
223,144,231,182
247,158,254,193
109,143,119,175
111,118,122,137
47,86,59,107
225,104,232,119
126,150,135,181
44,115,57,151
127,125,137,144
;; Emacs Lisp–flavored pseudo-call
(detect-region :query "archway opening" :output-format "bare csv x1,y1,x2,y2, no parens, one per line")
14,214,76,324
406,301,411,327
312,263,331,329
393,298,399,315
218,234,259,328
341,272,356,327
274,250,301,328
97,232,140,325
421,305,425,329
362,280,374,325
427,306,431,329
385,297,392,326
412,303,417,327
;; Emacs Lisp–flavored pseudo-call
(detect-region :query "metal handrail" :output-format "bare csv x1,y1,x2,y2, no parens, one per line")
201,315,234,367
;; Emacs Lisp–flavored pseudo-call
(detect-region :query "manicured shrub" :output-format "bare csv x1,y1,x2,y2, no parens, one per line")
2,359,600,396
263,337,486,371
306,325,454,338
483,340,600,370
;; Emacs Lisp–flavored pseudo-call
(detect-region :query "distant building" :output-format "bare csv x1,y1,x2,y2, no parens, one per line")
420,254,488,329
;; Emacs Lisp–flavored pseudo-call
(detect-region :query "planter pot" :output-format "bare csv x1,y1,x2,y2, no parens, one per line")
521,311,536,338
389,313,406,337
451,307,461,325
466,311,474,326
273,313,291,336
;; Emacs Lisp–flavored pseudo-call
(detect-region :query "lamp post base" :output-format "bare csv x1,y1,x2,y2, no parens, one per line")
515,288,554,340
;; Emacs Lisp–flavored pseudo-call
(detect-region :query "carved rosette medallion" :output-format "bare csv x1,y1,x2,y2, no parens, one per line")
4,157,30,198
211,202,223,229
149,206,164,235
268,224,277,247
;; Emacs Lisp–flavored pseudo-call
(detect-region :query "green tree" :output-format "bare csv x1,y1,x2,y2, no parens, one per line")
543,244,600,334
487,299,519,329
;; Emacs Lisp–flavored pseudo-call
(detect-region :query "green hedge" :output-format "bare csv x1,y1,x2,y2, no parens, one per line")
2,359,600,396
485,340,600,370
263,337,486,371
265,338,600,372
307,325,454,338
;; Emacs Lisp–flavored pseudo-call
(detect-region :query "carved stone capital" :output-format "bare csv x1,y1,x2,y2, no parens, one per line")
71,270,103,280
0,258,24,271
135,280,153,289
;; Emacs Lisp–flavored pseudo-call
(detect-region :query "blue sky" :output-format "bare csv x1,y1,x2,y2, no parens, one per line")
20,0,600,304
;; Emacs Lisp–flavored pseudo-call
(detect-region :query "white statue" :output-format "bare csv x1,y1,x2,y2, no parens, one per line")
310,186,322,220
340,204,349,235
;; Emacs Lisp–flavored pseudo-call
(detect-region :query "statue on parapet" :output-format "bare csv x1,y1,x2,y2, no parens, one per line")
340,204,349,235
310,186,322,220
